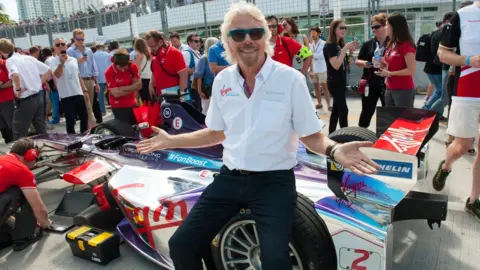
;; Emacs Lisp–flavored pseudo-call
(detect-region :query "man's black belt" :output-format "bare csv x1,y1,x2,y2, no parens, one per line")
19,92,40,101
221,165,265,175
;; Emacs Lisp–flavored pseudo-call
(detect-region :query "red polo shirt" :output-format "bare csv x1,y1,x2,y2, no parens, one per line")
272,36,302,67
0,154,36,193
384,42,416,90
151,43,187,95
0,59,14,103
105,62,140,108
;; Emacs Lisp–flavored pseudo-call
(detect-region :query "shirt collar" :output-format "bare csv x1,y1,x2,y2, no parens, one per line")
236,53,274,82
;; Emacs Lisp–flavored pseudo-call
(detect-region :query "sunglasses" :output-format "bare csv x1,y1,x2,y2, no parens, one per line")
75,38,85,41
268,24,278,29
228,28,265,42
55,43,66,47
371,25,383,30
339,26,347,30
191,39,201,43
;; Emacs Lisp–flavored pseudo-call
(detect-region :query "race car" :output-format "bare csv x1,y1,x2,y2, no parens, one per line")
4,93,445,270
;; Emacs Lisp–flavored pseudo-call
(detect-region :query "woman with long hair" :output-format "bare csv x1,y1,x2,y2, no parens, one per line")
323,19,359,134
355,13,388,128
134,38,152,104
193,37,218,115
375,12,416,107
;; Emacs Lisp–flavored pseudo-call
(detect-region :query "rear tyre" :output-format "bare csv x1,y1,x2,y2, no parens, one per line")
212,193,337,270
90,119,135,137
328,126,378,143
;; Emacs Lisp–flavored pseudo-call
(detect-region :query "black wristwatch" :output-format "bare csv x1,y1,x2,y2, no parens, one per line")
326,143,338,161
15,88,21,92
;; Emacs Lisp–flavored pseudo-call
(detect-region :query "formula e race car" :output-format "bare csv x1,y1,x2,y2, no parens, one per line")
6,93,446,270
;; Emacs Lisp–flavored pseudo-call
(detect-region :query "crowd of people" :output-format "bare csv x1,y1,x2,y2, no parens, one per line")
0,0,479,263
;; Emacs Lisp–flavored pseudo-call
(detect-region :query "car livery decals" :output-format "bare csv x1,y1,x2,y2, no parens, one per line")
373,159,413,179
166,152,223,169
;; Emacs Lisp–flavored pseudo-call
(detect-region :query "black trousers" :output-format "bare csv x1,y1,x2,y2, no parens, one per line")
61,95,89,134
327,80,349,134
112,107,137,126
169,165,296,270
0,187,37,241
189,88,202,112
359,83,386,128
139,78,152,104
92,91,103,124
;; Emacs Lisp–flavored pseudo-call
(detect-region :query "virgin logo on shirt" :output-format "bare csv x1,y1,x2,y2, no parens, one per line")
220,85,232,96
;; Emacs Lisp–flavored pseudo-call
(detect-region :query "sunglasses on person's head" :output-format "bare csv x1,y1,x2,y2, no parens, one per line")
228,28,265,42
371,24,383,30
55,43,66,47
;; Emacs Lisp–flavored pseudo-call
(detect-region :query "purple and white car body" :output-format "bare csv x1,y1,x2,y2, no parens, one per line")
23,99,445,270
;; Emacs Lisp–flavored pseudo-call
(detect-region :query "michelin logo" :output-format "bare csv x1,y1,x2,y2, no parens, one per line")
373,159,413,179
167,152,223,169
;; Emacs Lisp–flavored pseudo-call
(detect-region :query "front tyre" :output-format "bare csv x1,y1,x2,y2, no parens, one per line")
212,193,337,270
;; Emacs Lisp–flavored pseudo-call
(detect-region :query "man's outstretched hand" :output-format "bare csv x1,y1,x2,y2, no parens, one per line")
333,141,380,175
136,126,171,154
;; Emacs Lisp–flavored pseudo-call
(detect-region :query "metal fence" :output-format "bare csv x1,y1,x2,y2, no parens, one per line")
0,0,465,48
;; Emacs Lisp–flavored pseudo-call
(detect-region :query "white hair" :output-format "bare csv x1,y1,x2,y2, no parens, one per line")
53,37,66,43
220,1,273,65
204,37,219,58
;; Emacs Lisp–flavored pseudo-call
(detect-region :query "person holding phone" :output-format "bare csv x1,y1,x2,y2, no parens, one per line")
356,13,388,128
49,38,89,134
323,19,359,134
375,13,416,108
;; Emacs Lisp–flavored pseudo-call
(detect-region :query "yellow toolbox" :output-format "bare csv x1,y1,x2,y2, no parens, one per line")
65,226,120,265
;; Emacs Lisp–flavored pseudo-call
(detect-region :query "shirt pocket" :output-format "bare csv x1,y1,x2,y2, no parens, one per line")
256,100,286,131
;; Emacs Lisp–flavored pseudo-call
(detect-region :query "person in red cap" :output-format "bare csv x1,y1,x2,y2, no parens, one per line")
105,48,142,125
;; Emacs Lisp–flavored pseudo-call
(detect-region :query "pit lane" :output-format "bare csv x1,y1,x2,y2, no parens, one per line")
1,96,479,270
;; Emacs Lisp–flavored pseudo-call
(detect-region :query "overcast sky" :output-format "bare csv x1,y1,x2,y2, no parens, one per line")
1,0,120,21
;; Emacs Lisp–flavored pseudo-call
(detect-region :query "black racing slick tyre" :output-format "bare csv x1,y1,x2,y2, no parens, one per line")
90,119,135,137
328,126,378,143
212,193,337,270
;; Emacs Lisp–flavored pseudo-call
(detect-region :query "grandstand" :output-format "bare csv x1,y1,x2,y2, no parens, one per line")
0,0,459,49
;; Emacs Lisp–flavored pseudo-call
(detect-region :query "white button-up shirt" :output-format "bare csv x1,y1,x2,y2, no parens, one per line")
49,56,84,99
206,55,324,171
309,39,327,73
6,53,50,98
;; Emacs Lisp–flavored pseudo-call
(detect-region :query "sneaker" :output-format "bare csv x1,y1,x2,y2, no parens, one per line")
12,227,43,251
432,160,451,191
465,198,480,222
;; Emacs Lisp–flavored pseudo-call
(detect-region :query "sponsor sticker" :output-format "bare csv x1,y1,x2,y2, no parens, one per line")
372,159,413,179
166,152,223,169
173,117,183,130
199,170,211,178
163,108,172,119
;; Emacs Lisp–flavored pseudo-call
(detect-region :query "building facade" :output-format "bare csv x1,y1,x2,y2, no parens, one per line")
16,0,104,20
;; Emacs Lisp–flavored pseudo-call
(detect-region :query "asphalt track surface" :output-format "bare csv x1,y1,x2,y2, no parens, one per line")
1,95,479,270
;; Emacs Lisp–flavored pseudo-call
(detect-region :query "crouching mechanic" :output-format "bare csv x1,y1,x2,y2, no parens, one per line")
0,138,51,251
136,2,379,269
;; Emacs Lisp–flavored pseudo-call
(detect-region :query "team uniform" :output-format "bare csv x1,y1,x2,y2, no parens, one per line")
105,63,140,126
0,154,38,248
441,4,480,138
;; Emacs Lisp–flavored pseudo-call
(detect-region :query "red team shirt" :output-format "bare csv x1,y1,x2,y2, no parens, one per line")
151,43,187,95
384,42,416,90
105,62,140,108
0,154,36,193
272,36,302,67
441,6,480,98
0,59,14,103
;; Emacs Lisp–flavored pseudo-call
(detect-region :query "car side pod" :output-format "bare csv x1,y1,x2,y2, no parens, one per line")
391,191,448,230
